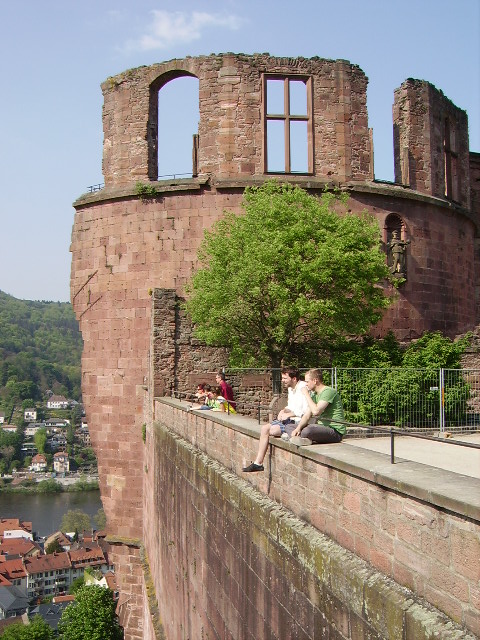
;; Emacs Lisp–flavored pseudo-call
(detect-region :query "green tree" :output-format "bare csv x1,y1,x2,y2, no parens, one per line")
60,509,91,533
69,576,85,594
33,428,47,454
0,615,54,639
45,538,64,554
58,585,123,640
186,181,391,367
93,508,107,530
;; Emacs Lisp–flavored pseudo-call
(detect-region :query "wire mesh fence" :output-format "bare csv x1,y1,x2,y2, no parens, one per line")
219,367,480,433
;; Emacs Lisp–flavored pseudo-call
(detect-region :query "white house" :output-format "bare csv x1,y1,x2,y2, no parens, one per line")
3,529,34,542
24,423,43,438
53,452,69,474
46,395,69,410
23,408,37,422
29,454,47,473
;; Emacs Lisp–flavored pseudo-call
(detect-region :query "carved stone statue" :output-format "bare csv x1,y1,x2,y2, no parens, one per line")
388,230,410,277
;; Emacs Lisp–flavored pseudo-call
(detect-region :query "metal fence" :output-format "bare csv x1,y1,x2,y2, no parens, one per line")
332,368,480,433
222,367,480,433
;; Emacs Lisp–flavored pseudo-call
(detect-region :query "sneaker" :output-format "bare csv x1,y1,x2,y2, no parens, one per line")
242,462,264,472
280,432,290,441
290,436,313,447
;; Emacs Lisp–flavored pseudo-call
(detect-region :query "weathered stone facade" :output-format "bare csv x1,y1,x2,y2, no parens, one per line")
70,53,479,638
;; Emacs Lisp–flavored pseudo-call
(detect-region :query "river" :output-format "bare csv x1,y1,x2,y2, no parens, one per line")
0,491,103,537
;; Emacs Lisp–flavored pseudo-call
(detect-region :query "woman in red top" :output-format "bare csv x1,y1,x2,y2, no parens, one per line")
215,371,236,409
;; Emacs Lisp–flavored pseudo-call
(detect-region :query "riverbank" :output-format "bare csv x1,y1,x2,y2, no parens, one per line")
0,475,99,494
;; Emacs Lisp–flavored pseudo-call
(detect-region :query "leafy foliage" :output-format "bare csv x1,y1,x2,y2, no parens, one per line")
186,181,391,367
45,538,64,554
58,585,123,640
60,509,91,534
33,428,47,454
69,577,85,595
0,615,54,639
333,332,470,427
0,291,82,410
94,508,107,530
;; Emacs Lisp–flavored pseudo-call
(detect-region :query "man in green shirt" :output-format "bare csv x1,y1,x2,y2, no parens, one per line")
291,368,345,445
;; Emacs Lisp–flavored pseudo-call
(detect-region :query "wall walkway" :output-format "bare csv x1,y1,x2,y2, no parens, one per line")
142,399,479,639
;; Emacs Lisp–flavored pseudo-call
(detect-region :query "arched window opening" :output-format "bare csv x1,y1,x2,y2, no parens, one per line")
157,75,200,180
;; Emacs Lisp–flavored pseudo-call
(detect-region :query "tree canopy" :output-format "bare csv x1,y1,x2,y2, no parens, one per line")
60,509,91,534
0,291,82,411
0,615,54,639
58,585,123,640
186,181,392,367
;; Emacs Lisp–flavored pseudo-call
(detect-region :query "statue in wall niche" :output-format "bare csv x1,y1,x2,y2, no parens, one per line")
388,230,410,278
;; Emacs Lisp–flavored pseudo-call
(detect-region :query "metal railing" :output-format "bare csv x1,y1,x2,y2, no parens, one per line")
170,367,480,434
87,173,193,194
87,183,104,193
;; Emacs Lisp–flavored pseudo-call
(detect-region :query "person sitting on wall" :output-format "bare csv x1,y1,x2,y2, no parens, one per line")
211,388,237,414
242,367,309,472
290,368,345,445
194,383,207,401
190,384,213,410
216,371,236,409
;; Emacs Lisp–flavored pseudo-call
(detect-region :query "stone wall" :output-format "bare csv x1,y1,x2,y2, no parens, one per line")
71,53,479,638
101,54,371,187
143,400,479,639
393,79,470,208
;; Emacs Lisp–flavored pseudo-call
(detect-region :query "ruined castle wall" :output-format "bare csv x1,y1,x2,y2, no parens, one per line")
393,79,470,208
101,54,371,186
343,188,476,340
72,53,478,638
144,401,480,639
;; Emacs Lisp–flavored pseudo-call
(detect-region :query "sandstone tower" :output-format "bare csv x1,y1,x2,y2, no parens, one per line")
70,54,479,638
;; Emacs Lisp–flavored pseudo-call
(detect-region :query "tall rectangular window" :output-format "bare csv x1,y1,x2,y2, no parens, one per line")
444,117,458,202
263,75,313,174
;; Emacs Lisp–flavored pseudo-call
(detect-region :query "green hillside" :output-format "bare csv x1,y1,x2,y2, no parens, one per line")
0,291,82,411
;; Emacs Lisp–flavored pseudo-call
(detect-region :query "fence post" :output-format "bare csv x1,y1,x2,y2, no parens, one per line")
439,368,445,434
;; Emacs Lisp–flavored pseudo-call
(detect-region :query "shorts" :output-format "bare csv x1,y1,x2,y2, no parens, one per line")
272,418,296,436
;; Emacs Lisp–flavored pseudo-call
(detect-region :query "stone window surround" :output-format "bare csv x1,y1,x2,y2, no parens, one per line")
262,73,314,175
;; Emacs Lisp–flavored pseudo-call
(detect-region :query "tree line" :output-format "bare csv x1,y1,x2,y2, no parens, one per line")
0,291,82,413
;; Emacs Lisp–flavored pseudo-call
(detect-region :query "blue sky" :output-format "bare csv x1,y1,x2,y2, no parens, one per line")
1,0,478,302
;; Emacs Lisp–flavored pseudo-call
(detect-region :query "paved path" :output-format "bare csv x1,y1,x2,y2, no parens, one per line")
347,433,480,479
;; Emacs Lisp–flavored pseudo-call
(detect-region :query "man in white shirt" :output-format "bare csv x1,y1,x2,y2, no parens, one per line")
242,367,309,472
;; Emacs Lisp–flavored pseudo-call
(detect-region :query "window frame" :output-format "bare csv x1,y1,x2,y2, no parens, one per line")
262,74,314,175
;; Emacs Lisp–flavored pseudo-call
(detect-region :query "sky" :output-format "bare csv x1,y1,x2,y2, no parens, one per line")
0,0,479,303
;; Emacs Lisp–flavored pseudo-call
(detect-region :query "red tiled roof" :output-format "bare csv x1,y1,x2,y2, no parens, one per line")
32,454,47,464
104,571,117,591
69,547,106,567
45,532,71,548
25,552,71,574
53,594,76,603
0,538,39,558
0,558,27,580
0,573,12,586
0,519,32,536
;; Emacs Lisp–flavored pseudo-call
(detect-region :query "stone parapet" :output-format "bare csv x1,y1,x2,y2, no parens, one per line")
149,399,480,639
144,399,479,638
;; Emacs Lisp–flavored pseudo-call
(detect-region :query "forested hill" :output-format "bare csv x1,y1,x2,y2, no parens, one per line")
0,291,83,407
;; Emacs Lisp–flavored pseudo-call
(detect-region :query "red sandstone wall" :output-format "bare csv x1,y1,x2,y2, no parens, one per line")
71,180,477,638
146,400,480,638
393,79,470,208
101,54,371,187
72,53,478,638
